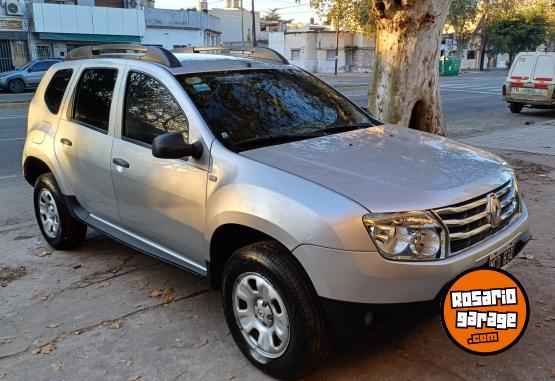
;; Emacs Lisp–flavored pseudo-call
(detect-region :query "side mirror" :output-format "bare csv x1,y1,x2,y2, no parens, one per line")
152,132,203,160
27,67,34,72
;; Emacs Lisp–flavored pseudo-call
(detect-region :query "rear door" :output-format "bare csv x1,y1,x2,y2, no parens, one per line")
508,53,535,98
531,54,555,99
55,64,123,222
26,60,58,86
110,65,209,269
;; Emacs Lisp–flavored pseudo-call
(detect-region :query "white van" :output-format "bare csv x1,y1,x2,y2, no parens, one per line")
503,51,555,113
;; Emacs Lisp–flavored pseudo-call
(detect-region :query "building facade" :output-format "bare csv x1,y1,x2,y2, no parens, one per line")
270,27,375,74
210,0,259,47
142,8,220,49
0,0,30,72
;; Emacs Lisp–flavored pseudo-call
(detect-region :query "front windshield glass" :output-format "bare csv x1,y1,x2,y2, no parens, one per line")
177,68,377,151
16,61,33,70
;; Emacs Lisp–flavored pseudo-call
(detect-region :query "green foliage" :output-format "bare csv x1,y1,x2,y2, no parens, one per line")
487,9,547,64
263,8,282,22
310,0,375,35
446,0,480,50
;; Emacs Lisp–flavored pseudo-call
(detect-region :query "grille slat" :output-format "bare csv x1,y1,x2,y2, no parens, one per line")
435,180,519,254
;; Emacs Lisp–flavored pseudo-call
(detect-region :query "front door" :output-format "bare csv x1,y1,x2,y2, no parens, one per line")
110,70,208,267
55,66,121,222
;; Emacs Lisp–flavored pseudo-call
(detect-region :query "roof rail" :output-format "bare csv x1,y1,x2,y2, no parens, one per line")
65,44,182,68
172,46,290,65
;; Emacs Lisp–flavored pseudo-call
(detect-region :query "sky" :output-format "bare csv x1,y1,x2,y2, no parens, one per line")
154,0,320,23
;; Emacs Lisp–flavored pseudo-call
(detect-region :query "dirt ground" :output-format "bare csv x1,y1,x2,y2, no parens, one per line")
0,147,553,381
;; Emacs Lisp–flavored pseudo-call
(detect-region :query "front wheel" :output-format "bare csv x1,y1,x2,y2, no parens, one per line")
34,173,87,250
222,241,328,380
7,79,25,93
510,103,523,113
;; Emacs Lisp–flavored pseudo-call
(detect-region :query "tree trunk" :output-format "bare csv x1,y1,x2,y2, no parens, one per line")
369,0,452,136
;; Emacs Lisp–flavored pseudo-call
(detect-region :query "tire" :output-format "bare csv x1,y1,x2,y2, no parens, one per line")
33,173,87,250
7,79,25,94
510,103,523,113
222,241,328,380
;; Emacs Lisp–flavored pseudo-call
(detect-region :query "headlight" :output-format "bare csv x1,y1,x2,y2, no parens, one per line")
363,211,447,261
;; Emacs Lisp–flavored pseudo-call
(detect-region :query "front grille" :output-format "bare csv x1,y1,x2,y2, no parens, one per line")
434,180,519,254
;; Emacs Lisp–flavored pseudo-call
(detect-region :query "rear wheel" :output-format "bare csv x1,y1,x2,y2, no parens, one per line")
7,79,25,93
34,173,87,250
222,241,328,379
509,103,523,113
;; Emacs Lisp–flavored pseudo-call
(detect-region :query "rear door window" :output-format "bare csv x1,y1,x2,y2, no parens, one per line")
510,55,534,78
533,55,554,81
72,68,118,132
44,68,73,114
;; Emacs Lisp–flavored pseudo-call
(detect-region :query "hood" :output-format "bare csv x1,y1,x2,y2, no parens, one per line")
241,125,513,213
0,70,18,78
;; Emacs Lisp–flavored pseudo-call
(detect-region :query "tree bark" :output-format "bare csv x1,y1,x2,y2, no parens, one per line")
369,0,452,136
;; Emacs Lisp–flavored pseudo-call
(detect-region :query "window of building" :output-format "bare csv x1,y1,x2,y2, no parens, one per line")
467,50,476,60
326,49,336,60
73,68,118,132
123,71,189,146
44,69,73,114
291,49,301,60
36,45,53,60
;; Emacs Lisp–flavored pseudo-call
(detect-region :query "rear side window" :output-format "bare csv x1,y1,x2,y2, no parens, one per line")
123,71,189,145
533,55,554,80
73,68,118,132
31,60,57,72
44,69,73,114
511,55,534,78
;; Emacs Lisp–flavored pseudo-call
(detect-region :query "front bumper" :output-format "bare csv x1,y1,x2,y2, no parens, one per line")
292,202,530,305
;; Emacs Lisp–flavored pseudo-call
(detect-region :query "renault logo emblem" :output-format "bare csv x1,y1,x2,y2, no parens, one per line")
487,194,502,228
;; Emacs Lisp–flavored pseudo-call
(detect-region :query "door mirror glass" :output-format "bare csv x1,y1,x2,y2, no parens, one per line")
152,132,203,160
27,67,34,72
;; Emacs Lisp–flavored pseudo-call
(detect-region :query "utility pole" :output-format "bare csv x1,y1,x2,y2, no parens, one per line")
334,13,339,75
251,0,257,47
240,0,245,47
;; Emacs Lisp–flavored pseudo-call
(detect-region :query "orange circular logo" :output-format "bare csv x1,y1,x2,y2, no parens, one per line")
441,268,529,355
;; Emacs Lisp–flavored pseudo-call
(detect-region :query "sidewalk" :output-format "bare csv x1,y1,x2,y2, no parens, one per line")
461,120,555,156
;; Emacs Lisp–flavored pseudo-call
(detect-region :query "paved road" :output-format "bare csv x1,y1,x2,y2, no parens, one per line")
323,71,555,138
0,107,27,179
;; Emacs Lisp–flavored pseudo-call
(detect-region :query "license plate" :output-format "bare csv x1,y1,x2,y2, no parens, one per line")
511,87,548,96
489,242,516,268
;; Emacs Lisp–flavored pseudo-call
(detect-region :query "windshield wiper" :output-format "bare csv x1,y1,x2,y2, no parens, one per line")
233,133,321,151
318,122,375,135
232,123,375,152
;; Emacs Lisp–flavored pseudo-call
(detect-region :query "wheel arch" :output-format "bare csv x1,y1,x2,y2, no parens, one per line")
23,156,52,186
208,223,297,290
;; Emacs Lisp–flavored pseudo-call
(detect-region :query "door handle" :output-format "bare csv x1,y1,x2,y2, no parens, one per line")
112,158,130,168
60,138,72,146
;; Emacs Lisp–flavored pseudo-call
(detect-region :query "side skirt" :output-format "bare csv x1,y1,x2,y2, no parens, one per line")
64,195,208,278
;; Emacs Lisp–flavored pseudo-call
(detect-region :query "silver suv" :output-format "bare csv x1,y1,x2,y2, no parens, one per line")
23,45,531,379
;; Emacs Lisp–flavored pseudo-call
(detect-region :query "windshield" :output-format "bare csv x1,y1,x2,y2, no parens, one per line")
177,68,377,151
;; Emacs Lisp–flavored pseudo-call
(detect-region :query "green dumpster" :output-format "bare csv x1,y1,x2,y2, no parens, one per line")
439,56,461,76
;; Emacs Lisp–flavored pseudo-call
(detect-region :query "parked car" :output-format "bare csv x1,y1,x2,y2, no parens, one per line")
23,45,531,379
0,59,62,93
503,51,555,113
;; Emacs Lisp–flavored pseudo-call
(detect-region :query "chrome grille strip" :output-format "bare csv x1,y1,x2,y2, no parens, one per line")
435,198,487,214
443,210,488,226
434,179,518,254
449,224,492,241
